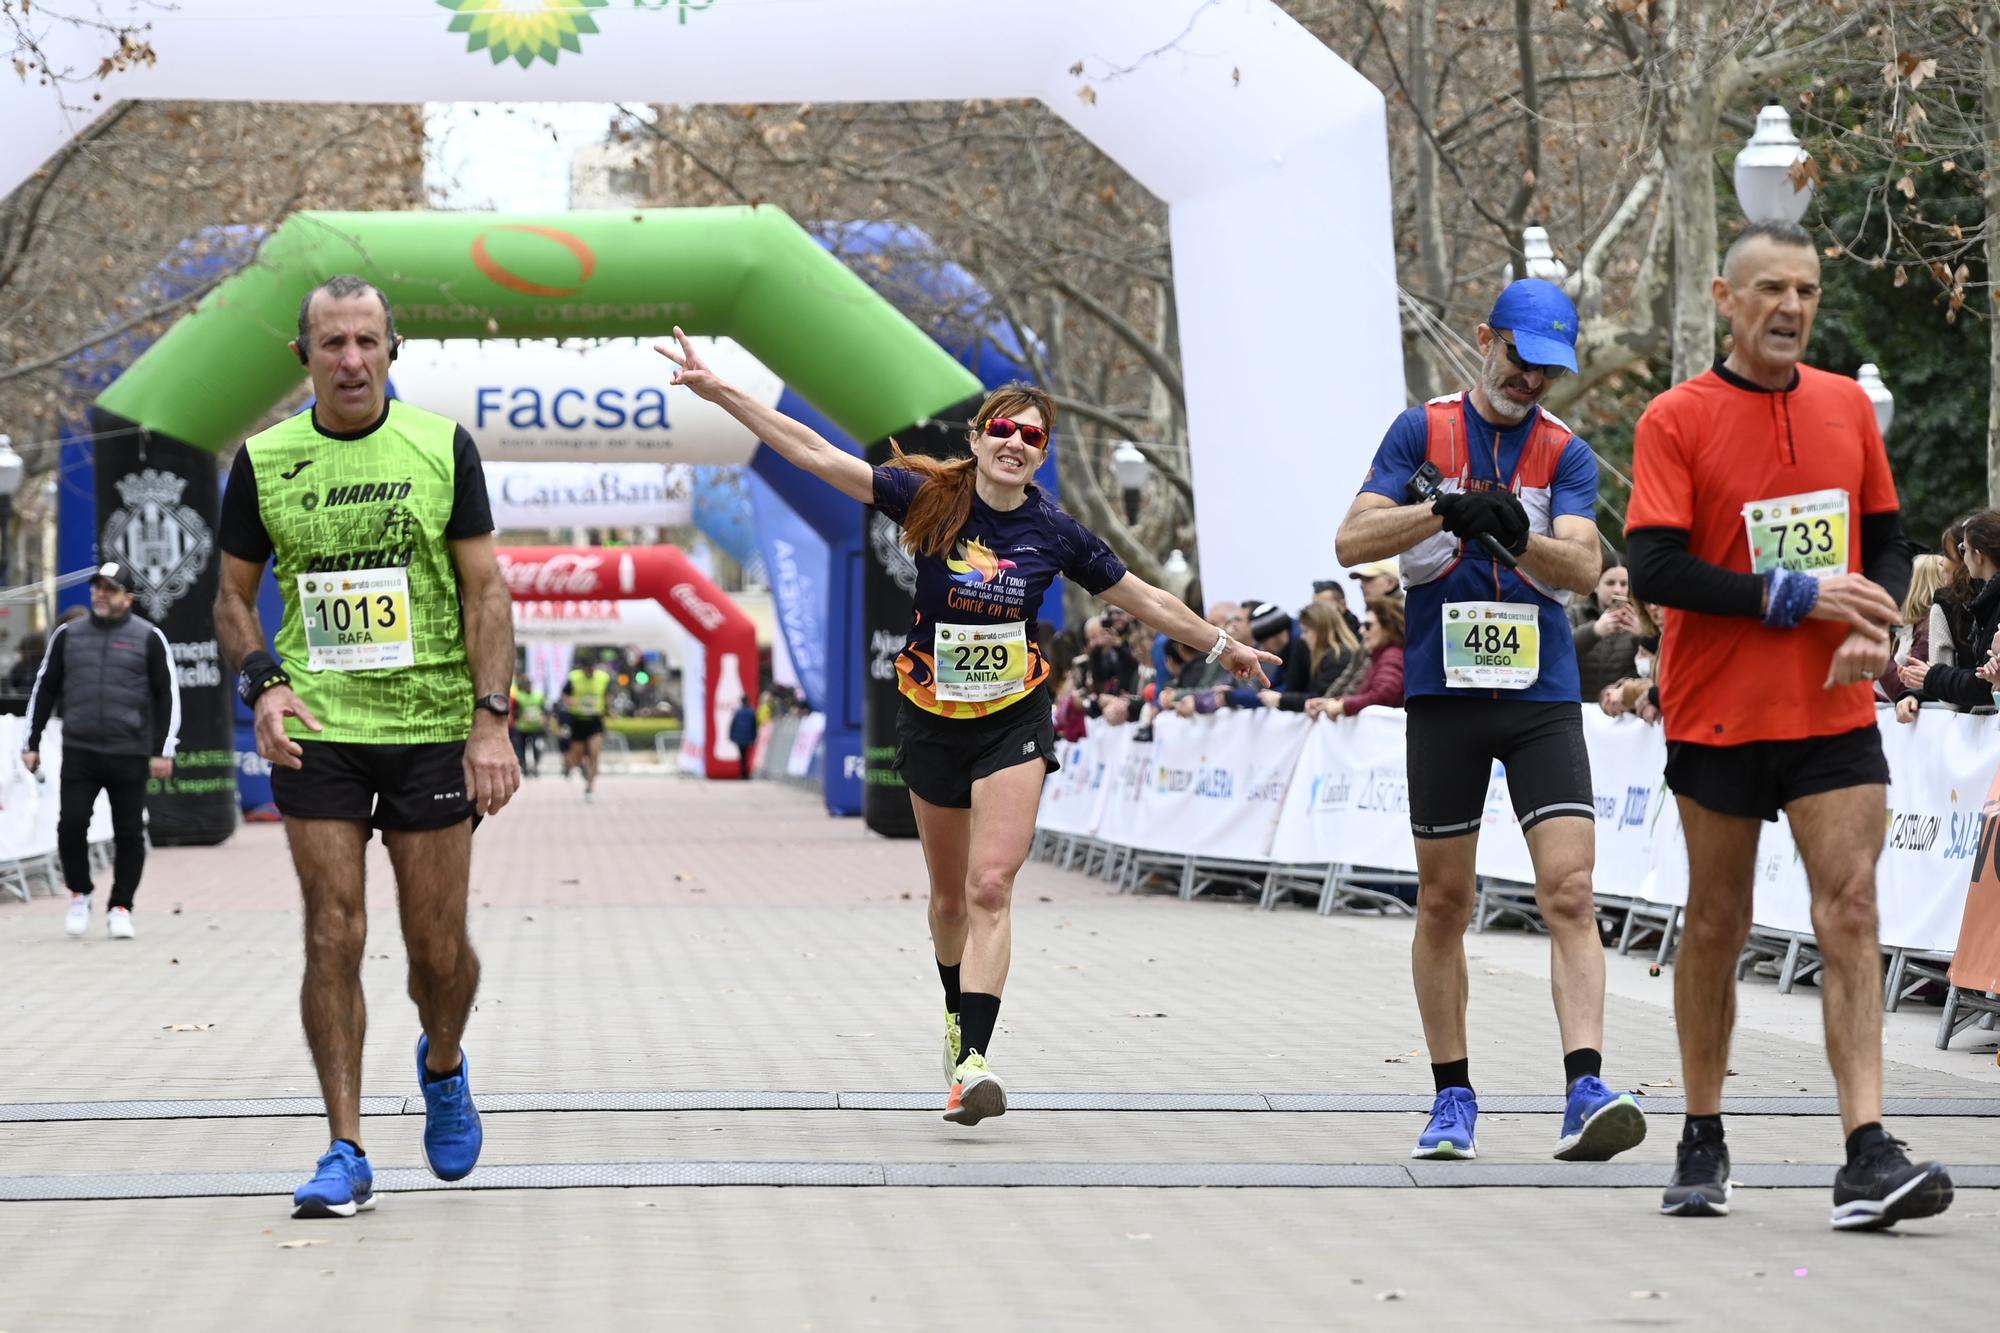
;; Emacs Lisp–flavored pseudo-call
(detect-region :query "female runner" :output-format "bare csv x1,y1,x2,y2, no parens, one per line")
657,329,1277,1124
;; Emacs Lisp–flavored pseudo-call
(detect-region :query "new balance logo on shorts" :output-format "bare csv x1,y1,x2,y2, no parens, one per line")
1021,741,1037,755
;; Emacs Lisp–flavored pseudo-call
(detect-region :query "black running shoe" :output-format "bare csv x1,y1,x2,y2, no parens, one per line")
1660,1134,1731,1218
1831,1137,1954,1232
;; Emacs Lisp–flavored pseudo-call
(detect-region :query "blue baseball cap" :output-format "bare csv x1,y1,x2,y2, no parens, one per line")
1488,279,1580,374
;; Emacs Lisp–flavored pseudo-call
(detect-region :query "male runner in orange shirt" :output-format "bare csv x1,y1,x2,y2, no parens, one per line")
1628,221,1952,1231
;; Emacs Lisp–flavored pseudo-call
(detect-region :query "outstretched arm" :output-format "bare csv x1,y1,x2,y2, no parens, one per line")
656,328,874,503
1098,573,1280,687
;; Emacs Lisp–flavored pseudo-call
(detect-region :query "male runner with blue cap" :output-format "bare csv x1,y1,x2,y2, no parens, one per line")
1335,279,1646,1164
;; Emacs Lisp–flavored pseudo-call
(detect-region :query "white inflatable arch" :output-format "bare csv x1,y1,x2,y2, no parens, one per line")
6,0,1402,607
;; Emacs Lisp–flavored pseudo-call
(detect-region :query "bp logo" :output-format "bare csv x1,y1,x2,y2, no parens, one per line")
438,0,609,67
101,469,215,620
301,491,319,512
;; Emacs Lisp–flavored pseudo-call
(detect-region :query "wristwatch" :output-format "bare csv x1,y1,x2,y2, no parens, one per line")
475,692,511,719
237,661,291,706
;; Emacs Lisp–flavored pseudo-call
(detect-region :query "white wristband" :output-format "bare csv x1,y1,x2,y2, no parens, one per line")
1204,629,1231,664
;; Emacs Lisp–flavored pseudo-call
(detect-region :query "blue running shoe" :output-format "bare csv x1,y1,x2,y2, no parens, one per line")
416,1034,483,1181
1412,1087,1478,1159
1554,1075,1647,1161
292,1141,375,1219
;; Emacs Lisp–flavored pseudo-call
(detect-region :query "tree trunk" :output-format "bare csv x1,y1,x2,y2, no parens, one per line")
1657,0,1724,387
1404,0,1449,402
1985,6,2000,506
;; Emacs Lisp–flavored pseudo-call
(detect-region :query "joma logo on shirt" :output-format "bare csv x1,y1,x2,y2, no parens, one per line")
316,481,414,508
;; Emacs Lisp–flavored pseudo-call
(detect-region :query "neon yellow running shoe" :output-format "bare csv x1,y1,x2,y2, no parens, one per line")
943,1051,1006,1126
942,1010,962,1088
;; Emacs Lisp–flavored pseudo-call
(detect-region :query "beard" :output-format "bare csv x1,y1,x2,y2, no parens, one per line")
1477,357,1539,425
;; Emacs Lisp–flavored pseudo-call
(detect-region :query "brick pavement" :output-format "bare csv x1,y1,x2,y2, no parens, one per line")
0,773,1992,1331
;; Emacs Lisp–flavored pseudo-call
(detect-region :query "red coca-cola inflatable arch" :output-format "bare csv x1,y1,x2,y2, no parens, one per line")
497,546,758,779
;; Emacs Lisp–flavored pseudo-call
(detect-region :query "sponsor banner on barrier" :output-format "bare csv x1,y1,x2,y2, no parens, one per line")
1269,709,1418,874
1139,710,1307,860
1049,704,1991,956
1095,736,1156,851
1039,724,1127,838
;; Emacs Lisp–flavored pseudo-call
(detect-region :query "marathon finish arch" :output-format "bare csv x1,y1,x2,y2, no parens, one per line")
495,546,758,778
81,207,981,840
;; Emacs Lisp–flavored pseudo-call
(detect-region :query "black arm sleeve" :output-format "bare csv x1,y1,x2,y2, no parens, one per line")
1923,662,1994,710
24,626,65,751
445,426,495,540
1627,527,1765,619
146,629,178,757
217,448,274,563
1860,510,1912,607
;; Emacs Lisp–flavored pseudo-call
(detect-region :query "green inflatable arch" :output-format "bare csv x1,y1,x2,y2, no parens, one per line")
96,206,981,448
87,206,981,848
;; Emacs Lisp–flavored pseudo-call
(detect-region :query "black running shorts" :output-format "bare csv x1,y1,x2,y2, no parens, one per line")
892,691,1059,809
1665,723,1888,823
271,740,475,833
566,715,605,743
1405,695,1595,839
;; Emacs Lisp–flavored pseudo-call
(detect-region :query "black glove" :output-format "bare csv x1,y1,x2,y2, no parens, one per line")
1433,488,1531,557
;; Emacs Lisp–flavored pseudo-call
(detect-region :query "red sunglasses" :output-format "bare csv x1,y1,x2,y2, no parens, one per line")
985,417,1048,448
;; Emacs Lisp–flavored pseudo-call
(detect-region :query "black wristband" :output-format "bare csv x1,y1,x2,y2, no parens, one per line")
237,651,290,706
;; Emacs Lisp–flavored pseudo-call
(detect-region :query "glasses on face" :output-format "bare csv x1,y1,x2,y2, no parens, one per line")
984,417,1048,449
1497,333,1570,380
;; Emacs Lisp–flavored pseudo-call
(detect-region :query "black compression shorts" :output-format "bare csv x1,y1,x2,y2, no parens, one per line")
892,691,1059,809
1405,695,1595,839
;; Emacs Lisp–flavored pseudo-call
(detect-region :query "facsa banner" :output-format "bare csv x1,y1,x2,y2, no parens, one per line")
392,338,781,464
486,462,692,530
1049,705,1994,956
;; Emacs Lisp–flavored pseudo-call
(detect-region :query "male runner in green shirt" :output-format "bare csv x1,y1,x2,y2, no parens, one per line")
215,274,521,1219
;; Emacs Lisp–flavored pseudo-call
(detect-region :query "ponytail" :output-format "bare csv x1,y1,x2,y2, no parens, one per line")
887,440,976,560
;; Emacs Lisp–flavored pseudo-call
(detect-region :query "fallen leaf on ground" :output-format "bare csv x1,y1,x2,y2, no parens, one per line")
1130,1012,1169,1018
163,1023,214,1032
1630,1290,1666,1299
277,1238,327,1249
1641,1078,1676,1088
1375,1290,1405,1302
1126,1232,1152,1240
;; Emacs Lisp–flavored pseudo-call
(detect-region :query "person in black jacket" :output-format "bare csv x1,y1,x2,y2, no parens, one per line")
1902,509,2000,710
22,561,180,940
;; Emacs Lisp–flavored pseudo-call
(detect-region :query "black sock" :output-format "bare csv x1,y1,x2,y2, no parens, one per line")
1845,1121,1889,1164
958,992,1001,1066
1431,1058,1471,1094
335,1138,365,1156
423,1061,463,1085
937,961,962,1014
1562,1048,1602,1091
1683,1114,1724,1144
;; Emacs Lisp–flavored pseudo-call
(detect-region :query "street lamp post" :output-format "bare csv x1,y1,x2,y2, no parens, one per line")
1855,363,1894,436
1502,224,1568,286
1111,442,1150,525
1733,103,1815,225
0,436,23,587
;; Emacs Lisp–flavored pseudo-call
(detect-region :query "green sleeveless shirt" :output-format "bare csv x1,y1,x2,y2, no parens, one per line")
245,402,474,743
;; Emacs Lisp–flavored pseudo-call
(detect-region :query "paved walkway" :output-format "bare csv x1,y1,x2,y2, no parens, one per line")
1,773,1993,1330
